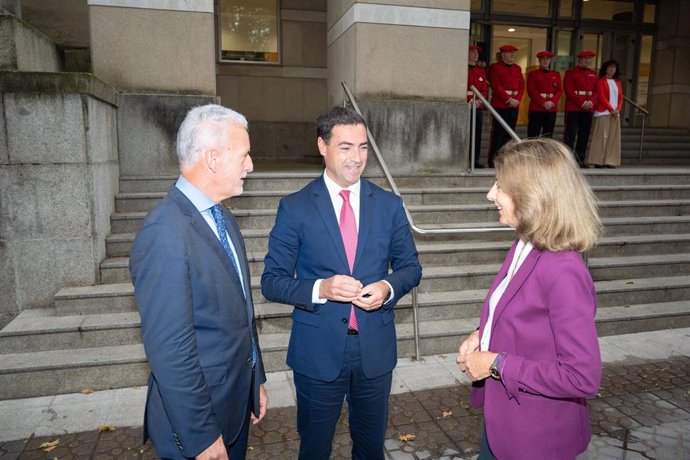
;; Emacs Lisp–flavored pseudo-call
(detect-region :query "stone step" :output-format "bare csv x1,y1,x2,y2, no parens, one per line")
0,344,149,400
54,283,134,316
113,184,690,213
102,232,690,283
118,169,690,194
588,253,690,281
0,309,141,353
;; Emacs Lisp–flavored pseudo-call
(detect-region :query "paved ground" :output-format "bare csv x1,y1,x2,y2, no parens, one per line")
1,328,689,459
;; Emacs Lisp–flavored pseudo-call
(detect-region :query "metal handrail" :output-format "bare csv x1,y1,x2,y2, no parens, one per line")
469,85,521,173
622,95,649,165
341,81,515,360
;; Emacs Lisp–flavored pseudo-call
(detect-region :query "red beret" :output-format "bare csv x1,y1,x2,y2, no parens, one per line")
469,45,482,52
577,50,596,58
536,50,556,58
499,44,518,53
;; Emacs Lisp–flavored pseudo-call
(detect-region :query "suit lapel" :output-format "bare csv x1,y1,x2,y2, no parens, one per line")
491,245,542,327
479,240,516,331
312,178,351,273
354,180,374,273
169,187,246,296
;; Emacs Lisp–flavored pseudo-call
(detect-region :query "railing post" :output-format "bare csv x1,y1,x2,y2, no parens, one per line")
411,287,422,361
470,101,476,173
638,114,646,165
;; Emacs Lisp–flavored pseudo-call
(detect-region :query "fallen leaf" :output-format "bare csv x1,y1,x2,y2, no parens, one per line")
625,281,634,284
39,439,59,452
438,354,447,359
399,433,416,442
442,410,452,418
80,388,95,395
98,424,116,432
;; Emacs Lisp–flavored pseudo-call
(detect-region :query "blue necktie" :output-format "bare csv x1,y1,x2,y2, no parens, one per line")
210,204,256,366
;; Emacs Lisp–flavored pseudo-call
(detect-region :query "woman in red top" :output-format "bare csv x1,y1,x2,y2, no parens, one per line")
588,59,623,168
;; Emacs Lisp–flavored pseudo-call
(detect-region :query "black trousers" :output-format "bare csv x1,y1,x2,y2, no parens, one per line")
488,108,518,167
527,111,556,138
471,109,484,167
563,111,593,167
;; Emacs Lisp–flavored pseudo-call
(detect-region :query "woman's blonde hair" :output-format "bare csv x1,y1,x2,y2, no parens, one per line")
495,138,602,252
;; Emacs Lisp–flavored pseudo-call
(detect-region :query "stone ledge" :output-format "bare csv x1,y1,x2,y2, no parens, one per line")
0,70,119,106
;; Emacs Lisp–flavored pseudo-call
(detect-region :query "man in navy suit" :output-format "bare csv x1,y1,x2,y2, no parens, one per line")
130,104,267,460
261,106,422,459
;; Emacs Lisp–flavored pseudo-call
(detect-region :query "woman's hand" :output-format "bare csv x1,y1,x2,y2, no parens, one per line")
457,330,480,372
464,351,498,381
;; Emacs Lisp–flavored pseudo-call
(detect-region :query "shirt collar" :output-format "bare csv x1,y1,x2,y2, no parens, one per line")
175,175,216,213
322,170,361,201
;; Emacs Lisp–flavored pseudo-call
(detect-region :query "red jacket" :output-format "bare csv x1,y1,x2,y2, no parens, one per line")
564,66,598,112
527,69,562,112
489,61,525,109
594,77,623,113
468,65,489,108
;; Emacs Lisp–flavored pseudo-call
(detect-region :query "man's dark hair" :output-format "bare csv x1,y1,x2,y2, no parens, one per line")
316,106,366,143
598,59,620,79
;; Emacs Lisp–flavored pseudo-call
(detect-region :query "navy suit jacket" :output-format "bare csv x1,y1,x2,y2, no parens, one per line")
261,176,422,381
130,186,266,459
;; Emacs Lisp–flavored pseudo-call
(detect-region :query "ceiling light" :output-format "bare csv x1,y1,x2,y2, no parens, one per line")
508,28,516,32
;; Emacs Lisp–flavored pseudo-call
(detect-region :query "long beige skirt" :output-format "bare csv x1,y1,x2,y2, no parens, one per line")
588,114,621,167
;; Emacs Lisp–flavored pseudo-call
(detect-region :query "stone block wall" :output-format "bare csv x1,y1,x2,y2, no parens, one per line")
0,72,118,323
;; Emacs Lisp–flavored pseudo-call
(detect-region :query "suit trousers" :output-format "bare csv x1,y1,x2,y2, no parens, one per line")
479,424,498,460
488,108,519,167
293,334,392,460
527,111,556,138
563,111,593,167
588,114,621,167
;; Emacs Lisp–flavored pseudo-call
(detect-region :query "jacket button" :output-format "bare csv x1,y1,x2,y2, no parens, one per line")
341,318,348,324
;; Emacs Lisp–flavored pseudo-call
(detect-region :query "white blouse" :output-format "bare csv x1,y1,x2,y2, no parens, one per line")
480,239,534,351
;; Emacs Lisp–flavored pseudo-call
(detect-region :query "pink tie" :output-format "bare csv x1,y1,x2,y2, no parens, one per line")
339,190,358,331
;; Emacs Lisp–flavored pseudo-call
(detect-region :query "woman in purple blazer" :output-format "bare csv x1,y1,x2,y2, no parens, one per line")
457,138,603,460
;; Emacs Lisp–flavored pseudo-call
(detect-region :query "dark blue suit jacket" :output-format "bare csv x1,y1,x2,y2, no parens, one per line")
130,186,266,459
261,177,422,381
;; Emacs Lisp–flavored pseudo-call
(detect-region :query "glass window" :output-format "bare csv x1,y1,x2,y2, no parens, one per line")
492,0,549,17
636,34,653,110
559,0,574,18
219,0,279,63
471,0,482,13
644,3,656,23
580,33,603,69
554,30,573,71
492,25,548,70
582,0,634,22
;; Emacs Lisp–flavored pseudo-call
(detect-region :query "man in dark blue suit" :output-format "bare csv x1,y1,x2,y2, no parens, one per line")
130,104,267,460
261,107,422,459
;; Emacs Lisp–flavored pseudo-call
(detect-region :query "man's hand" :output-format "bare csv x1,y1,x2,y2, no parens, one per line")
543,101,554,111
581,100,593,110
251,384,268,425
507,98,520,108
319,275,362,302
456,330,479,373
195,435,227,460
352,281,390,311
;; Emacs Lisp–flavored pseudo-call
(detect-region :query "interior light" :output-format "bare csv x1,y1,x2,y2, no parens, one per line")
508,28,516,32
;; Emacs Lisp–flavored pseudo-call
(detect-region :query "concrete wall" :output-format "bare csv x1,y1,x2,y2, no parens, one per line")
649,0,690,129
0,12,61,72
0,72,119,323
327,1,471,173
89,2,215,94
217,1,327,162
117,94,219,177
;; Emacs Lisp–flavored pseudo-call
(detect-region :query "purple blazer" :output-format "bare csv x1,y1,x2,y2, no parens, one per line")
471,240,602,460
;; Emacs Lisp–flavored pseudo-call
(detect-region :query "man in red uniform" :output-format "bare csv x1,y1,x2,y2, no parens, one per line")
527,50,562,138
468,45,489,168
563,50,598,167
488,44,524,168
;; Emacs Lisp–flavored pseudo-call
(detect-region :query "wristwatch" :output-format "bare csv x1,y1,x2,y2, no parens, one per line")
489,352,507,380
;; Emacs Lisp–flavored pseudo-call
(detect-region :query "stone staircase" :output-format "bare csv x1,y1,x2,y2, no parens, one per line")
2,167,690,399
475,117,690,166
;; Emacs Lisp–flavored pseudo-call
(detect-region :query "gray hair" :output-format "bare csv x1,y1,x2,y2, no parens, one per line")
176,104,248,167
